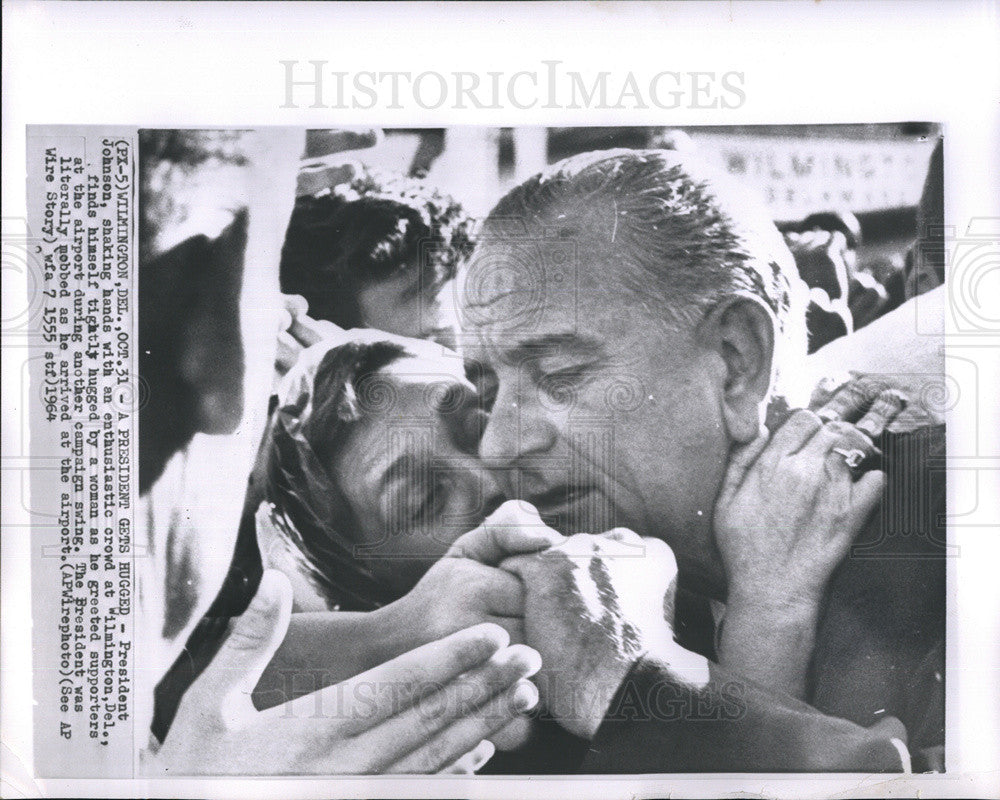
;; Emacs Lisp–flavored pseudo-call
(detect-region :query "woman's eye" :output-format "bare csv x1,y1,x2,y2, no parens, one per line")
465,362,498,412
410,478,445,524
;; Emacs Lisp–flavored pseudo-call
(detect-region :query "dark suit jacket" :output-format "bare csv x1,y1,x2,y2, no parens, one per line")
154,415,945,774
582,425,946,772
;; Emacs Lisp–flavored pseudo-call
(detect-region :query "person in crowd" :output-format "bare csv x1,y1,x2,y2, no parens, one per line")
257,331,503,611
899,138,946,304
453,147,945,771
147,162,485,739
155,326,914,774
782,138,945,351
782,208,910,349
139,130,541,775
150,138,944,771
278,166,475,346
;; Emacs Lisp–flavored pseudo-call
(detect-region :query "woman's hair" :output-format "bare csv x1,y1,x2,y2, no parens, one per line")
263,336,410,610
279,167,476,327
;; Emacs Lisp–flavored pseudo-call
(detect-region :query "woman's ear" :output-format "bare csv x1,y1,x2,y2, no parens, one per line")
697,294,776,443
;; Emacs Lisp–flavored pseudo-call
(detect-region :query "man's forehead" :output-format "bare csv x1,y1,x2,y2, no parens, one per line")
459,276,585,363
460,238,615,320
459,297,636,376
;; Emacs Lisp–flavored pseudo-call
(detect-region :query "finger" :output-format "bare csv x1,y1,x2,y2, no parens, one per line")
817,377,886,423
446,499,564,565
276,294,307,333
366,645,540,770
719,429,770,496
383,679,539,774
277,309,293,334
288,314,344,348
437,739,496,774
816,379,865,422
799,420,866,462
560,531,652,560
766,409,823,457
823,447,861,485
489,616,525,646
487,714,534,751
464,563,525,617
195,570,293,706
275,331,300,376
498,553,546,583
281,293,309,319
273,623,510,731
809,372,852,414
855,389,906,439
601,527,644,549
847,469,886,533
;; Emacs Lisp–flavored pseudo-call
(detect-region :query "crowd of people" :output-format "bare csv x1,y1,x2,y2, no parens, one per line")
138,129,945,775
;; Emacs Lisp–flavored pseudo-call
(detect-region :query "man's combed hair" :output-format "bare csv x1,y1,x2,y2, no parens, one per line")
280,168,476,327
480,148,807,356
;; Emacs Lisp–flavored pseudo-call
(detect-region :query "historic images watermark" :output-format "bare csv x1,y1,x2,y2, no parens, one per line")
279,61,746,111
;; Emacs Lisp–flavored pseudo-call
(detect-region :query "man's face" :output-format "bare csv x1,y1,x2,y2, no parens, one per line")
460,241,732,590
356,270,457,348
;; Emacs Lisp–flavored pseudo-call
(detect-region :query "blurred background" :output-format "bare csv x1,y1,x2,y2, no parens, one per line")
347,123,940,278
324,123,942,353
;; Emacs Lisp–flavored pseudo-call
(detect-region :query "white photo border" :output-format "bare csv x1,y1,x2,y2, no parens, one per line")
3,1,998,798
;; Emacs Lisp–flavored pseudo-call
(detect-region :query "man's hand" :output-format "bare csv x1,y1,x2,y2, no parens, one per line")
150,570,540,775
377,499,566,658
474,511,678,740
378,501,565,752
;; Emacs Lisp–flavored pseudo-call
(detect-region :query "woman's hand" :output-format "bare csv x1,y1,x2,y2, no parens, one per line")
712,405,892,698
378,500,567,655
373,502,566,752
148,570,540,775
715,409,886,612
382,556,527,649
274,294,344,379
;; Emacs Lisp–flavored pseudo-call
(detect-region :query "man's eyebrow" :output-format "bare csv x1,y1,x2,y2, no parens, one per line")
502,332,607,364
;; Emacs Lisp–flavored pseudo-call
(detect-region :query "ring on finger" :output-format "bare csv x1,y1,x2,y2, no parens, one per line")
831,446,867,469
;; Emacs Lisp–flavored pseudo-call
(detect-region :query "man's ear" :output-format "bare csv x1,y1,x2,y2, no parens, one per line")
697,293,776,443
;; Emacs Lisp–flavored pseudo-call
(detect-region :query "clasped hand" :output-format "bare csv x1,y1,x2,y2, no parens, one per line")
446,501,678,740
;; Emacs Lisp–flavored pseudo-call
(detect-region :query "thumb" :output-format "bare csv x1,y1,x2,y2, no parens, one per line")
446,499,564,565
196,569,293,712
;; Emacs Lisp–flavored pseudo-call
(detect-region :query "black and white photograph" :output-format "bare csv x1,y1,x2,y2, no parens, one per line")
136,124,947,775
2,2,997,798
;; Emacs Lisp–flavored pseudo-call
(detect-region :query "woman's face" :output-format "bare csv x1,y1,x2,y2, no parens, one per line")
331,352,504,595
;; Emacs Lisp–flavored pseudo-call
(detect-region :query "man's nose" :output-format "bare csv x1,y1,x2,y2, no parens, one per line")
478,388,557,468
